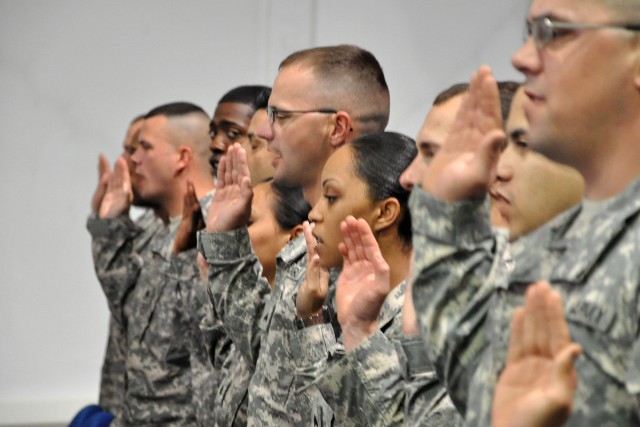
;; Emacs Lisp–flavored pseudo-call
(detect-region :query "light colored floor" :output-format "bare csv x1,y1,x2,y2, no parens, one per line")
2,424,65,427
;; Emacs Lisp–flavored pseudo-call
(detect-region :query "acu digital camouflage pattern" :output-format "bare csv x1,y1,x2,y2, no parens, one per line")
295,280,461,426
88,194,217,426
409,178,640,427
298,282,407,426
88,208,163,418
395,336,463,427
199,228,309,426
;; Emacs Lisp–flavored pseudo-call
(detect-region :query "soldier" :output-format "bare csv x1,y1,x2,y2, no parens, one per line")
199,45,390,425
409,0,640,425
88,102,215,426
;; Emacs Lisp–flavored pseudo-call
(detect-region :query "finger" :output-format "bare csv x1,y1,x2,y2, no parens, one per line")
553,342,582,400
506,306,526,363
545,284,572,356
338,241,350,266
118,157,133,200
341,217,359,265
217,154,227,189
235,143,252,185
224,150,233,187
303,221,317,254
98,153,111,178
522,282,543,356
349,217,366,262
357,219,382,264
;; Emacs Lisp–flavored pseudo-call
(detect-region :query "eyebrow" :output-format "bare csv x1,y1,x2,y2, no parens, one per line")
214,119,244,128
321,178,338,187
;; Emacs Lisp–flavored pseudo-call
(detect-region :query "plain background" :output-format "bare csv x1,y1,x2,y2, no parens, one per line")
0,0,526,424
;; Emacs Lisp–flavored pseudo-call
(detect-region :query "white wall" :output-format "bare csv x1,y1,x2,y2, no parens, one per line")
0,0,526,424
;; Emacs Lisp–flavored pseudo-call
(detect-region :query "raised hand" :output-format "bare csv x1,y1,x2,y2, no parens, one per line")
174,181,205,254
336,216,390,352
91,154,112,213
295,221,330,318
423,66,505,200
99,156,132,219
492,281,582,427
206,143,253,232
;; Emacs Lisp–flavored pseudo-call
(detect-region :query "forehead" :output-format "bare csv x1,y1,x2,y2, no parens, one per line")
322,145,355,181
212,102,254,127
270,64,320,108
528,0,610,20
248,109,268,131
417,95,463,143
140,115,169,137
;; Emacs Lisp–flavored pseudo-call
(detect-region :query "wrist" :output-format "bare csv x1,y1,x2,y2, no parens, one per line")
294,305,332,329
341,319,378,352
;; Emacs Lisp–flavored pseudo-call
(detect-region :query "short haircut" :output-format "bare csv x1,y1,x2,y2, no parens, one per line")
433,83,469,106
271,182,311,231
130,114,145,125
497,81,521,123
433,81,521,122
279,44,390,134
145,102,208,120
218,85,272,112
350,131,417,247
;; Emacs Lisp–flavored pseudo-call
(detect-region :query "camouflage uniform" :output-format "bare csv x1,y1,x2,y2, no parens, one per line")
291,282,406,426
88,208,163,418
212,343,250,426
198,227,309,426
409,179,640,427
89,194,217,426
395,336,463,427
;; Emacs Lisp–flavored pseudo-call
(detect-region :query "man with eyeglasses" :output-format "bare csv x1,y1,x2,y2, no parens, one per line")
199,44,390,425
209,85,272,175
408,0,640,426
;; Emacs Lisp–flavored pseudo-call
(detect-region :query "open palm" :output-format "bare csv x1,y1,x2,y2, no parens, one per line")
206,143,253,232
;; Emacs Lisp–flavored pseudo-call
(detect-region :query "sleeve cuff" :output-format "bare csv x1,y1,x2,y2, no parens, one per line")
197,228,252,261
409,187,493,248
291,323,340,369
87,214,139,238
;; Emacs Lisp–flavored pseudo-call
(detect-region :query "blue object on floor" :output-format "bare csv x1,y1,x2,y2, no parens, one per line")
68,404,114,427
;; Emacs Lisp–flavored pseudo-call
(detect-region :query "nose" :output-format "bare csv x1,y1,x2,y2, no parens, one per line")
512,36,541,77
131,145,142,165
257,118,274,145
210,134,228,157
495,149,514,184
308,202,322,224
400,156,419,190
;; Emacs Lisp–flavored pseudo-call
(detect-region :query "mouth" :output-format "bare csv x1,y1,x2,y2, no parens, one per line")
489,188,510,204
312,232,323,245
523,87,543,103
271,155,282,168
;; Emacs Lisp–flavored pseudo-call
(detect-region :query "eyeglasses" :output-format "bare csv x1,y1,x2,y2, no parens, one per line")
267,106,337,126
527,16,640,48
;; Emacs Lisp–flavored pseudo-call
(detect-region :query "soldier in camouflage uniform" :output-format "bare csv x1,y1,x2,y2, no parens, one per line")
408,0,640,423
89,102,216,426
290,132,416,426
199,45,391,426
88,114,165,419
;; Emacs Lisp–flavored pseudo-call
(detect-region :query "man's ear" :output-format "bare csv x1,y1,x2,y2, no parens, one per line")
288,224,304,241
329,111,353,149
175,145,193,174
371,198,401,233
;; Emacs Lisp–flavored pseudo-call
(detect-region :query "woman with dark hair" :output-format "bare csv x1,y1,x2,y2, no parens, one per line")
292,131,417,426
